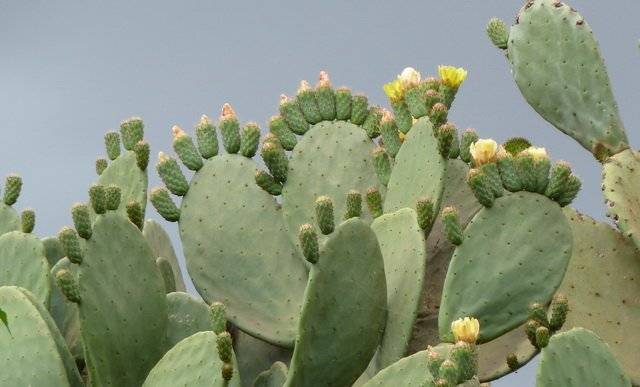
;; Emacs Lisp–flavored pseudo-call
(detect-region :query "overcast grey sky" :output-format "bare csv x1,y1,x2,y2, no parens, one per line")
2,1,639,385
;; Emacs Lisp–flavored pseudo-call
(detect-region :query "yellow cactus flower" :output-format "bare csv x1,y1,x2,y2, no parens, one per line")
383,79,405,103
451,317,480,344
521,146,549,161
438,65,468,89
469,139,499,166
399,67,421,89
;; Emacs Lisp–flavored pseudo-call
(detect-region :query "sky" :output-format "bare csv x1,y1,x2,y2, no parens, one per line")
2,1,639,385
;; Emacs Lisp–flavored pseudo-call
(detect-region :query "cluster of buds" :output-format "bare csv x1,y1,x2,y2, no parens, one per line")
428,317,480,387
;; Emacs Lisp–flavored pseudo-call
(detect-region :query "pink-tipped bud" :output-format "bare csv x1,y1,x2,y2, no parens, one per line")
279,94,290,106
298,80,312,94
317,70,331,88
199,114,210,125
220,103,236,120
171,125,186,139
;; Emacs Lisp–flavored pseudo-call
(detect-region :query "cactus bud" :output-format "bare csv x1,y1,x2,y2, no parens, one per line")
155,257,176,293
133,140,150,171
405,86,429,118
519,146,550,193
297,80,322,124
95,158,108,176
535,326,550,348
344,190,362,219
221,362,234,381
556,174,581,207
299,224,319,264
335,87,352,121
429,102,448,128
503,137,532,156
71,203,92,239
120,117,144,151
171,126,203,171
529,302,549,327
89,184,107,214
56,269,81,304
268,116,297,151
437,123,457,158
255,170,283,196
3,174,22,206
545,161,572,200
467,169,495,208
239,123,261,158
549,293,569,331
416,197,435,231
210,302,227,335
104,185,122,211
424,89,443,112
479,162,504,198
104,131,121,161
20,209,35,234
450,341,478,382
350,94,369,126
279,94,309,135
219,103,241,154
449,131,460,159
525,319,541,348
362,106,383,138
459,129,478,163
216,331,233,363
58,227,83,264
366,187,383,218
260,142,288,183
373,148,392,188
380,110,402,158
426,346,445,378
442,206,463,245
497,152,521,192
506,353,519,371
150,187,181,222
487,18,509,49
156,152,189,196
438,359,459,386
316,71,336,121
195,115,218,159
126,201,144,230
315,196,335,235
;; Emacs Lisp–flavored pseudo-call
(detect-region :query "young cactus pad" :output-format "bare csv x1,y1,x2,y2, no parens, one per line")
439,192,572,343
165,291,211,349
0,175,22,235
496,0,628,158
143,219,186,292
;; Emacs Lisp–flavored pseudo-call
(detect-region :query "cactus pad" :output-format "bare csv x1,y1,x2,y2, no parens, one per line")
49,258,83,362
362,350,433,386
602,149,640,249
0,286,82,387
143,219,186,292
42,236,65,266
165,291,211,349
233,328,292,387
505,0,628,157
77,211,167,386
558,208,640,384
143,331,242,387
371,208,426,369
254,362,289,387
0,231,50,306
384,117,446,213
439,192,572,343
282,121,380,244
285,218,386,387
96,150,147,218
537,328,630,387
179,154,307,347
0,204,19,235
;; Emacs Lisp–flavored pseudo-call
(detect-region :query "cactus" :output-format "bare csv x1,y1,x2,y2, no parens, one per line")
143,219,186,292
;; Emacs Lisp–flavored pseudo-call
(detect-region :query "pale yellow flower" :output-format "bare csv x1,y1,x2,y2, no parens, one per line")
520,146,549,161
383,79,405,103
451,317,480,344
398,67,421,89
469,139,499,166
438,65,468,89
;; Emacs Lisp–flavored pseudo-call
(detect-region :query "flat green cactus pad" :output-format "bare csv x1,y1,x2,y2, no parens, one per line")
537,328,631,387
179,154,307,347
558,208,640,384
477,324,537,382
439,192,572,343
233,328,292,387
0,231,50,306
0,286,82,387
282,121,380,244
254,362,288,387
362,350,433,386
42,236,65,266
0,204,19,236
144,219,186,292
78,212,167,386
49,258,83,362
507,0,628,157
143,331,242,387
96,151,147,217
409,159,482,353
165,291,210,349
371,208,426,369
384,117,446,213
285,218,387,387
602,149,640,250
